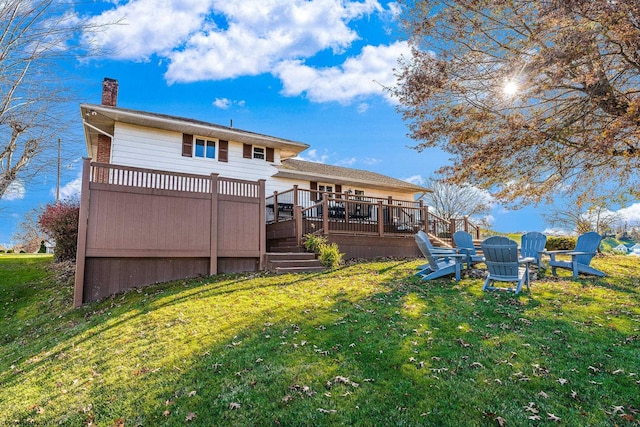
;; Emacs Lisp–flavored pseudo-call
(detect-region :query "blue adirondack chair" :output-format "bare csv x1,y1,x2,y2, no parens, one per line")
481,236,535,294
453,230,485,269
415,231,458,271
520,231,547,270
544,231,605,279
414,234,463,281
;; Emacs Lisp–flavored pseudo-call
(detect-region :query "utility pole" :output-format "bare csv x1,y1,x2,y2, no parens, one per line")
56,138,60,202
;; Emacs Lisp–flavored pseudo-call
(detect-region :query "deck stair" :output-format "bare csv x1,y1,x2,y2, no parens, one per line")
265,252,326,274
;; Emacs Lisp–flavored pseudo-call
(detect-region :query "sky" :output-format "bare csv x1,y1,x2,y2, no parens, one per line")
1,0,639,247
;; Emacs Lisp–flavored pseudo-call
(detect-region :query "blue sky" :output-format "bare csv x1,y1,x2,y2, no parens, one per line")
1,0,639,247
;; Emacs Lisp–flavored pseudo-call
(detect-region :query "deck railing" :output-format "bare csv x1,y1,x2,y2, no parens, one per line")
267,186,481,246
90,162,263,197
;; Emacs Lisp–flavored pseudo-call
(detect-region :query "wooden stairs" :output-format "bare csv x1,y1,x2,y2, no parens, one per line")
266,238,326,274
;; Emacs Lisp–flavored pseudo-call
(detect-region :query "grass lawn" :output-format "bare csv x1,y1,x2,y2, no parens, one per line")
1,253,639,426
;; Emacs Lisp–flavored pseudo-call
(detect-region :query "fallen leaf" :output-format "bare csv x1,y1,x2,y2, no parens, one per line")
557,378,568,385
162,410,170,417
496,416,505,426
538,391,549,399
229,402,241,410
528,415,541,420
188,390,197,397
547,413,561,422
185,412,197,421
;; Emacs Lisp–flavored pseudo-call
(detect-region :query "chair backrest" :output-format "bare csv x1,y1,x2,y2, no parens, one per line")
417,230,439,251
574,231,602,265
453,231,476,255
481,236,520,279
414,234,440,271
520,231,547,261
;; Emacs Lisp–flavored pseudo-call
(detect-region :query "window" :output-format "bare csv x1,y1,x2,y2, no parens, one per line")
194,138,216,159
253,146,265,160
319,185,333,193
354,190,365,196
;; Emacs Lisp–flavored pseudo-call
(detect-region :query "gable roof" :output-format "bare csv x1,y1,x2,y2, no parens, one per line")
275,159,429,193
80,103,309,159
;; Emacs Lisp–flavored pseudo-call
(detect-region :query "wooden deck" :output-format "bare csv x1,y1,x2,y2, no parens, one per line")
266,187,480,259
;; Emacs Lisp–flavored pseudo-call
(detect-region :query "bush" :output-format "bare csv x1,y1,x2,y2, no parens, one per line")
303,233,344,269
303,233,328,253
38,200,79,262
38,240,47,253
319,242,343,269
7,249,14,254
546,236,577,251
19,250,26,253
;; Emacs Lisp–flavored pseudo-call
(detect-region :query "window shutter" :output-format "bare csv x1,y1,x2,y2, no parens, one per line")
310,181,318,200
266,147,274,162
335,184,342,194
219,140,228,162
182,134,193,157
243,143,252,159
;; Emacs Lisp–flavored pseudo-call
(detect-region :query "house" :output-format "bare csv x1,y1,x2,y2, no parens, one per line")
80,78,427,206
74,78,476,306
612,244,629,254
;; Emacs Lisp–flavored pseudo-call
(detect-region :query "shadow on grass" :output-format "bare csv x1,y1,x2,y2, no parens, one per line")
2,257,639,426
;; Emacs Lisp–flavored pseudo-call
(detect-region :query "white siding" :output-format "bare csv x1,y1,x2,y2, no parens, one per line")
109,122,420,200
111,123,280,188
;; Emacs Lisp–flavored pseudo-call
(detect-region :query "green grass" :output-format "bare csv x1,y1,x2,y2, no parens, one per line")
1,254,639,426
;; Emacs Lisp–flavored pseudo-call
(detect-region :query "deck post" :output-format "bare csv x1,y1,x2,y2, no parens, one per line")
377,201,384,236
464,216,469,232
294,205,303,247
322,193,329,235
209,173,219,275
293,185,299,207
73,157,92,308
423,205,429,233
258,179,266,270
449,218,456,242
273,191,279,222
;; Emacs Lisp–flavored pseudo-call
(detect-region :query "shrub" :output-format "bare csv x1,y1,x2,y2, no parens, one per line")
7,249,14,254
0,250,4,253
546,236,577,251
319,242,343,269
38,240,47,253
303,233,328,253
303,233,344,269
38,200,80,262
19,250,26,253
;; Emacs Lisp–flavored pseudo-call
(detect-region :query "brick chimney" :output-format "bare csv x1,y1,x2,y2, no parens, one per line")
96,78,118,163
101,77,118,107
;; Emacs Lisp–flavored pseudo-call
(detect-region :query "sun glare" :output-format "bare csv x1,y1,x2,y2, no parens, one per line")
503,80,519,97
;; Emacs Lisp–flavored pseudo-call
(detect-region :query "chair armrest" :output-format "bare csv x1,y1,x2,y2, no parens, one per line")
541,250,572,255
518,257,535,264
565,251,596,257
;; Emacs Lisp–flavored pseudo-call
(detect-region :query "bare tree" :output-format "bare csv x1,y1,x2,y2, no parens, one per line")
0,0,104,200
12,208,47,253
543,200,621,235
421,177,494,224
394,0,640,207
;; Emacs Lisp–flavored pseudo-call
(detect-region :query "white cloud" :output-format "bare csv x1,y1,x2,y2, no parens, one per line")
57,176,82,200
357,102,369,113
617,203,640,225
274,41,410,103
337,157,357,166
213,98,245,109
213,98,231,109
81,1,408,104
295,148,329,163
403,175,424,186
362,157,380,166
2,181,25,201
